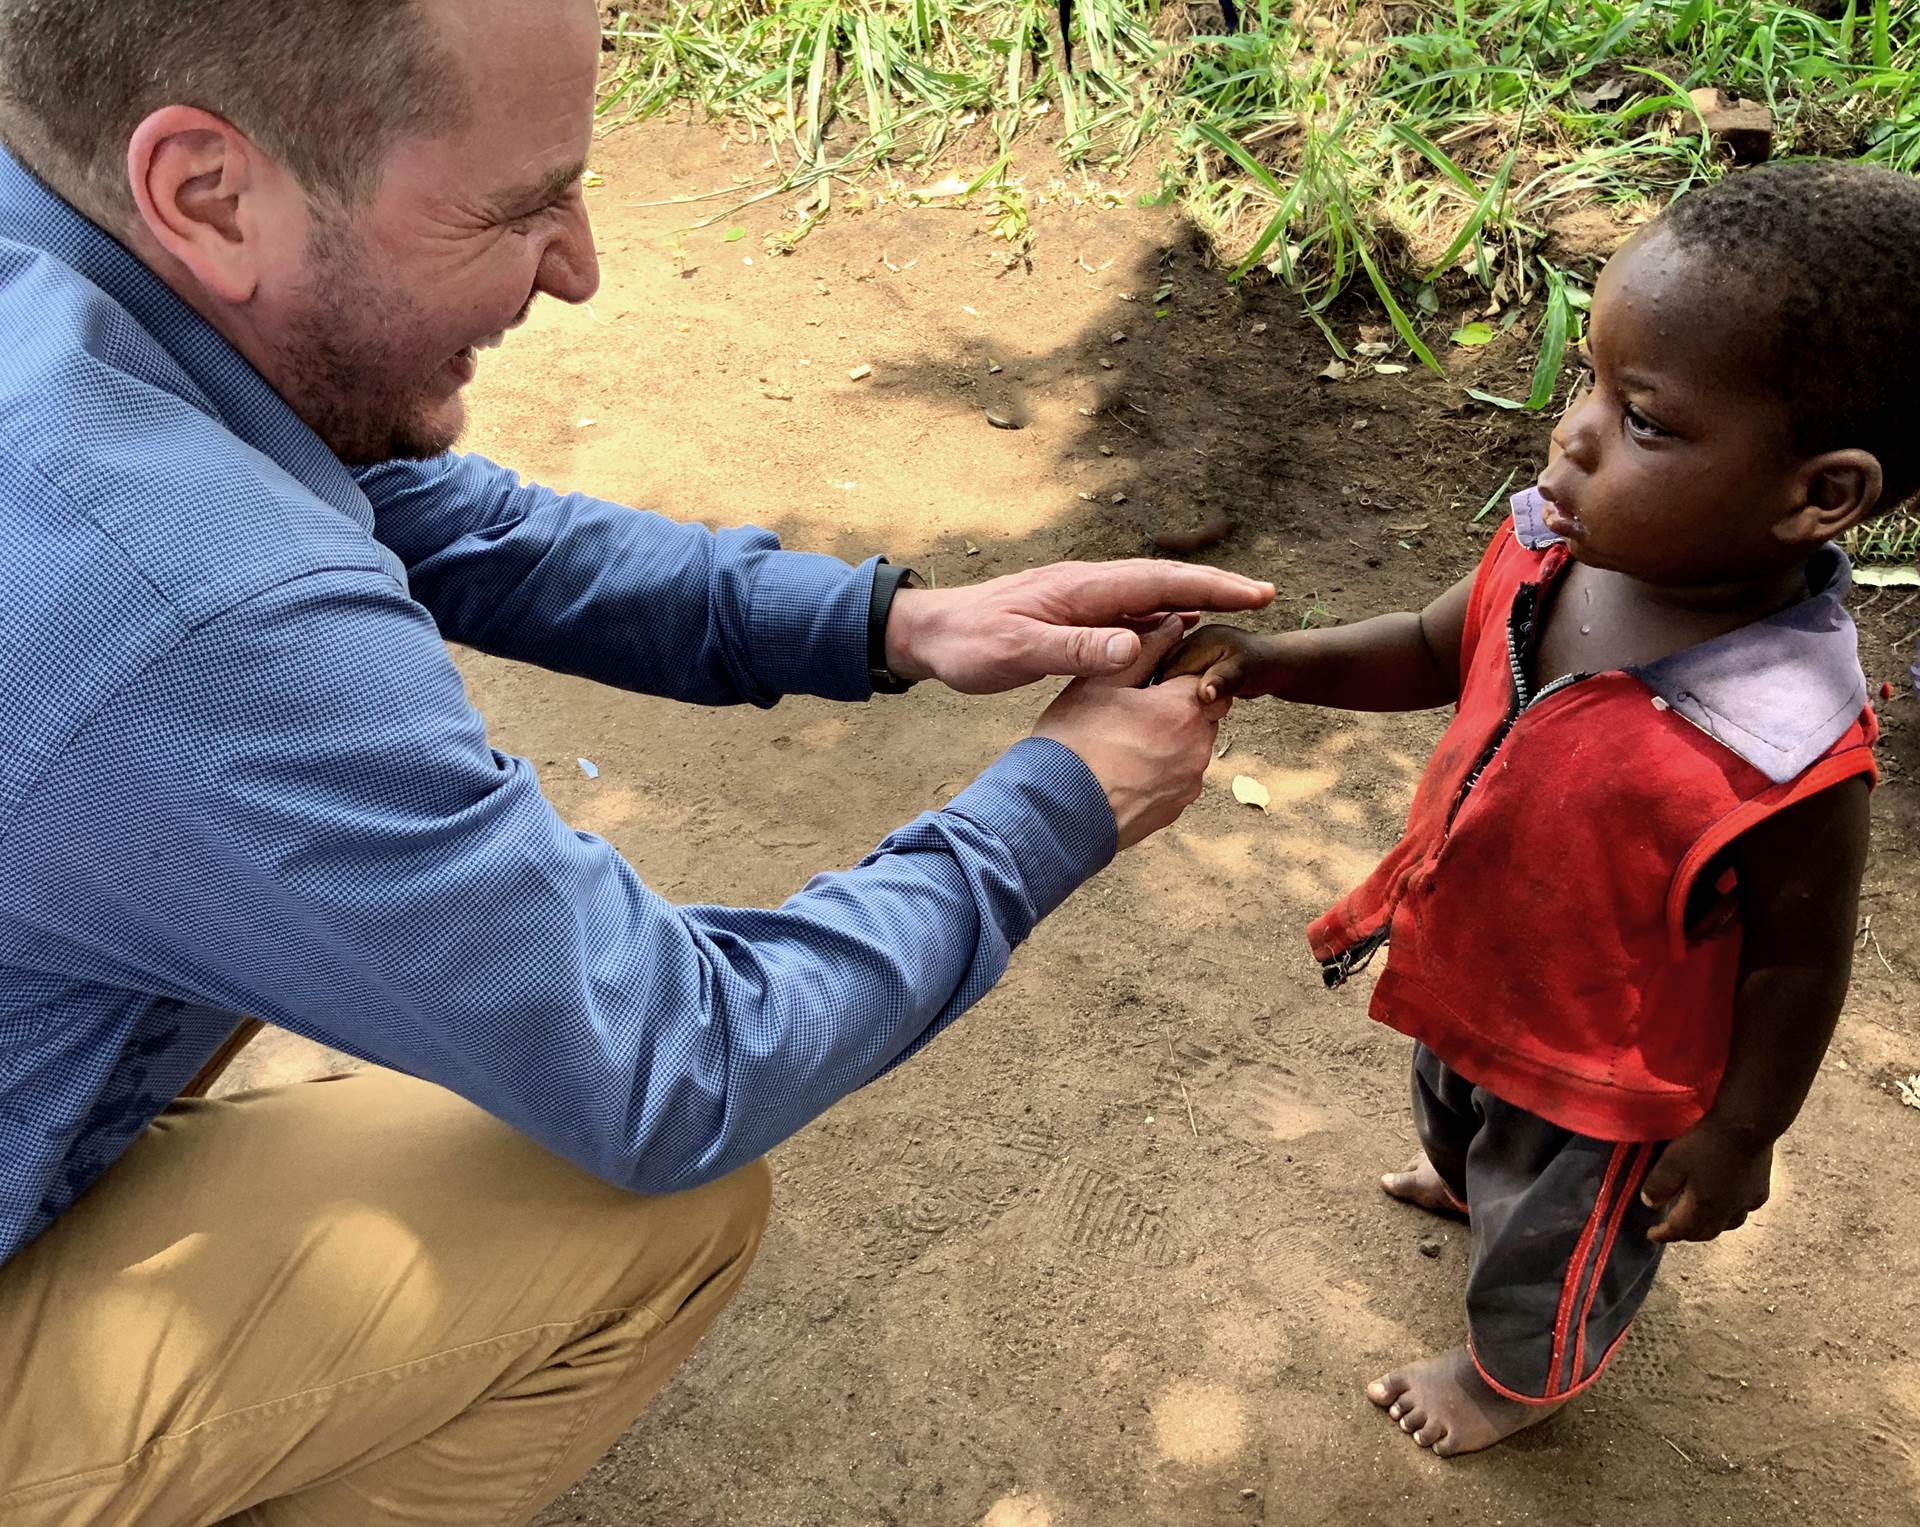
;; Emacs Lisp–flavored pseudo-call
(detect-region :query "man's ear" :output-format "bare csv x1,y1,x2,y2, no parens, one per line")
1776,449,1884,548
125,106,280,306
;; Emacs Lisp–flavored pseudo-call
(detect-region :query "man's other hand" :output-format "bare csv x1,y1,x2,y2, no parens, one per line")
884,559,1274,695
1031,616,1231,850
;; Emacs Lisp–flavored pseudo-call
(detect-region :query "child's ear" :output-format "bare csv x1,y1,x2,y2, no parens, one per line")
1775,449,1884,547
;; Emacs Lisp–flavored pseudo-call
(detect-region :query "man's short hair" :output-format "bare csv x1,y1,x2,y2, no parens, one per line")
0,0,468,217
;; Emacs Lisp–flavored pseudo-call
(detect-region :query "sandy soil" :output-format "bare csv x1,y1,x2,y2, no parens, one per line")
221,117,1920,1526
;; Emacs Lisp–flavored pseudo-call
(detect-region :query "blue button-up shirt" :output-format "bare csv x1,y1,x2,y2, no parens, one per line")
0,147,1113,1267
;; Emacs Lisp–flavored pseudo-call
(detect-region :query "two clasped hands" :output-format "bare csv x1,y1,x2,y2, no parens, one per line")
881,558,1274,849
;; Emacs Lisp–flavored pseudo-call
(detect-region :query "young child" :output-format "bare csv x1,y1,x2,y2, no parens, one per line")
1163,159,1920,1456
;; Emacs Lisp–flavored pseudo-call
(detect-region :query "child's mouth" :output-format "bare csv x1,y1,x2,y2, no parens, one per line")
1541,499,1585,539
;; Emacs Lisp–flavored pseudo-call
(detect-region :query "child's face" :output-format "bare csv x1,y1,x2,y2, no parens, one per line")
1536,231,1808,587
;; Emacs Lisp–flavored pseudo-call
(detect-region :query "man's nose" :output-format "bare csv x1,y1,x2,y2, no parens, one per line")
538,200,601,305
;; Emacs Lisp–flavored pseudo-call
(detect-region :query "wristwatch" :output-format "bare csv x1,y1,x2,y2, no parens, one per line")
867,558,925,694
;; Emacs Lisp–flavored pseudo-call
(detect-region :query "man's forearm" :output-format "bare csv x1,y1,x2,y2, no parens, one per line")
29,569,1118,1198
359,452,875,706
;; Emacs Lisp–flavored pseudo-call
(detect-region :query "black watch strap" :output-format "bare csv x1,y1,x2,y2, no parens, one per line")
867,559,923,694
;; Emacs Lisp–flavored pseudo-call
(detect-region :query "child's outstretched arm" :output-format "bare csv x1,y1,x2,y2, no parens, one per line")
1156,573,1474,709
1641,778,1871,1244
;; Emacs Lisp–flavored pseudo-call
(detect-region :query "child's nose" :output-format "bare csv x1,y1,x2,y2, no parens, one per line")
1550,394,1600,468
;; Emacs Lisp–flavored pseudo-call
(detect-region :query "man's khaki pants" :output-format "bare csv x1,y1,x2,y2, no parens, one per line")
0,1068,771,1526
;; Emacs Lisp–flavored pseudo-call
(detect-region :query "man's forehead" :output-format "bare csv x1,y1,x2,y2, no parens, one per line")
419,0,601,132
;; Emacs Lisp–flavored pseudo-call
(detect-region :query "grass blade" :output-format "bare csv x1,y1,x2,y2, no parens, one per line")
1423,146,1516,280
1526,267,1571,411
1355,238,1441,375
1473,467,1520,523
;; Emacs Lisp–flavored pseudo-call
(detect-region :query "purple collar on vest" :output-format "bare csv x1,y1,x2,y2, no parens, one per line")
1509,486,1866,785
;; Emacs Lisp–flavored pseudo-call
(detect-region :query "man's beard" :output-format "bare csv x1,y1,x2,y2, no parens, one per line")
283,210,465,467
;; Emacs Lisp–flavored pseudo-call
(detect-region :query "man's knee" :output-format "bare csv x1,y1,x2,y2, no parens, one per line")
705,1156,773,1269
603,1157,773,1316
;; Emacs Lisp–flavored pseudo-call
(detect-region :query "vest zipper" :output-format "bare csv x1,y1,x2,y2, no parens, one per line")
1447,579,1586,826
1319,574,1585,991
1321,923,1389,989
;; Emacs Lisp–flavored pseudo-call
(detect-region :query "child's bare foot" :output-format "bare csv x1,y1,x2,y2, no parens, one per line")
1366,1348,1562,1456
1380,1153,1465,1218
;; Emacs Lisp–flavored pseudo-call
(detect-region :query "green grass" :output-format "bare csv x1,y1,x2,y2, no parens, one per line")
600,0,1920,552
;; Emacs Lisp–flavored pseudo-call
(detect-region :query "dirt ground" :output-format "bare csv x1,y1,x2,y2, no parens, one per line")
223,117,1920,1525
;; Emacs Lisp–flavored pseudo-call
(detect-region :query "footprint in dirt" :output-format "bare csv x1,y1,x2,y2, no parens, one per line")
978,1493,1055,1527
1024,1159,1182,1267
1149,1378,1250,1467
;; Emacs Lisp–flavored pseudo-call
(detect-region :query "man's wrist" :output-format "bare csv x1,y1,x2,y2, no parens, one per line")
868,561,927,692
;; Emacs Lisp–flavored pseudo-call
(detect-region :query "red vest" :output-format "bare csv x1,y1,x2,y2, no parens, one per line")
1308,520,1877,1142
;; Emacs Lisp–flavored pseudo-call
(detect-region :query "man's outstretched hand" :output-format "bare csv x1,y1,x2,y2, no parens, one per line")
1031,616,1232,850
884,559,1274,695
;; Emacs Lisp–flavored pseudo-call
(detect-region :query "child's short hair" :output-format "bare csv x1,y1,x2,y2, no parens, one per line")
1652,159,1920,507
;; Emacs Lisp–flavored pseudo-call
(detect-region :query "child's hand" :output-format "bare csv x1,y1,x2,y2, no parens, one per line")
1640,1119,1774,1244
1156,624,1272,701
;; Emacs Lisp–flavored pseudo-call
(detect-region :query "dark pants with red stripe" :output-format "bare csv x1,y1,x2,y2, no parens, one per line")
1412,1044,1666,1404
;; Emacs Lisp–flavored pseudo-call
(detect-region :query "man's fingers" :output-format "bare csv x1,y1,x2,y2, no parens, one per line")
1149,673,1232,724
1053,560,1275,615
1088,615,1182,688
1032,623,1144,680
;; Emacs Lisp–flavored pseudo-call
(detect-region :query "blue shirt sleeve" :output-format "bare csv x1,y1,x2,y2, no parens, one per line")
356,452,876,706
13,571,1114,1193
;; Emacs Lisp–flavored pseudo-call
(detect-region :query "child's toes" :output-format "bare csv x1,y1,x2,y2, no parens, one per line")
1397,1403,1428,1435
1414,1420,1449,1450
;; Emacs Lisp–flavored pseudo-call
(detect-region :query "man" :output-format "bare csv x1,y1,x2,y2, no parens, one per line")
0,1,1270,1522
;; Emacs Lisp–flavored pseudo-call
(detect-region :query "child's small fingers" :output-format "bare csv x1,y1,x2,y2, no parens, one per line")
1639,1161,1684,1209
1155,646,1208,680
1203,658,1243,698
1647,1191,1701,1244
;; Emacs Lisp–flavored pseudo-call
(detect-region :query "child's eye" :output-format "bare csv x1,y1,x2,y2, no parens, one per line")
1623,402,1667,439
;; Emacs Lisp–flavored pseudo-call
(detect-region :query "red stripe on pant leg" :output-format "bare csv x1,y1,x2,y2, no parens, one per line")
1470,1318,1646,1408
1545,1142,1630,1400
1468,1339,1568,1406
1570,1142,1656,1386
